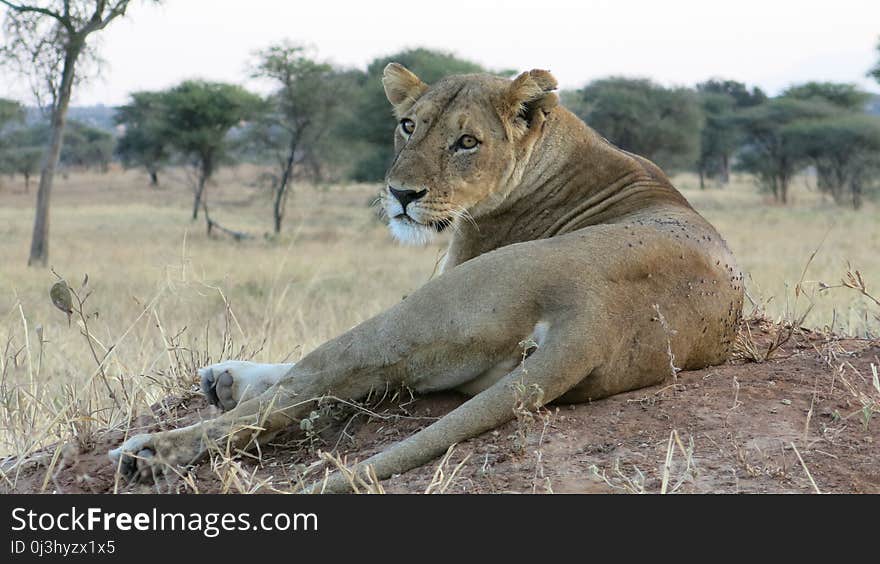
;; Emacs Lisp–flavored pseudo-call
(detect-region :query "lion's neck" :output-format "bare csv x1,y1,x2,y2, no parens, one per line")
444,109,691,269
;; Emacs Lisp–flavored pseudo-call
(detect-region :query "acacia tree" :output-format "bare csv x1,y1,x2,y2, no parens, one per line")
160,80,262,220
734,98,835,204
115,91,170,186
0,98,24,190
0,0,153,266
695,92,737,188
1,113,40,189
0,98,24,167
4,146,43,189
251,43,347,233
61,120,113,170
784,115,880,209
0,97,23,129
572,77,704,172
5,120,111,179
695,80,765,187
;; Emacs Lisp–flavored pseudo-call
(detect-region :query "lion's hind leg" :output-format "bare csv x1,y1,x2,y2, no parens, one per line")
311,321,600,493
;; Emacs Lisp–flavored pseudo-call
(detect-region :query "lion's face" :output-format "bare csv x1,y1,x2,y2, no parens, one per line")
380,64,558,245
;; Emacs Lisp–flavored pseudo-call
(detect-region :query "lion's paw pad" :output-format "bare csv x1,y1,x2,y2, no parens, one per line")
198,361,293,412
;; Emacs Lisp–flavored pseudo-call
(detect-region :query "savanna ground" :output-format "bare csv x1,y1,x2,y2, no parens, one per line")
0,167,878,493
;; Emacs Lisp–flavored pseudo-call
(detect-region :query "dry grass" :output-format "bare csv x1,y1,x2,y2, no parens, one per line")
0,165,441,469
0,164,878,484
675,172,880,337
588,428,697,494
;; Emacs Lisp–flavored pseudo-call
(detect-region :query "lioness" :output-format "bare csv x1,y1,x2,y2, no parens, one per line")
110,64,744,492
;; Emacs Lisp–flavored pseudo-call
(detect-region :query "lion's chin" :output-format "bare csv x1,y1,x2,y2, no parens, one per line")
388,216,438,247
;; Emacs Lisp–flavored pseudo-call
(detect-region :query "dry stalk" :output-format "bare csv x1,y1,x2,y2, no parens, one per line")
424,443,470,494
317,451,385,494
652,304,681,385
790,442,821,494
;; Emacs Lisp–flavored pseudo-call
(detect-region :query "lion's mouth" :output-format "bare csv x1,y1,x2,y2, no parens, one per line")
394,213,451,233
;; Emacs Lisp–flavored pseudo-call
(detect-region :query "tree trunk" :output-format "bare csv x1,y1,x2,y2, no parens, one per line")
833,164,848,206
779,175,789,205
273,137,298,234
720,154,730,186
24,172,30,192
830,183,845,205
851,177,863,210
191,158,212,220
148,168,159,187
698,167,705,190
192,173,206,220
28,47,79,267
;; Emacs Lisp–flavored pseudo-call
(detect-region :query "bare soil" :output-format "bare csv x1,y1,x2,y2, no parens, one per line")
5,320,879,494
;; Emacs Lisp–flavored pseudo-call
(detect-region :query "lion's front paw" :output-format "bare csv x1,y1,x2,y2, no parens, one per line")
199,361,292,411
110,427,214,484
108,434,163,483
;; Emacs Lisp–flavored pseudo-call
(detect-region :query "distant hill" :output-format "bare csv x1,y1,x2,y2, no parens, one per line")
24,105,118,133
69,105,117,131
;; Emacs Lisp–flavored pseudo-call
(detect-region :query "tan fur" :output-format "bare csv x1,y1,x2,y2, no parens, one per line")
110,65,744,492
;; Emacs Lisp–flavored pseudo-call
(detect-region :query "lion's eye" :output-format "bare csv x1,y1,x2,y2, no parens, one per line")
456,135,479,150
400,118,415,136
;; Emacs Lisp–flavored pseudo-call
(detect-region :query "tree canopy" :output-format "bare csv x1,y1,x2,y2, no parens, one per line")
0,97,24,129
782,82,871,112
115,91,171,186
570,77,704,172
697,79,766,107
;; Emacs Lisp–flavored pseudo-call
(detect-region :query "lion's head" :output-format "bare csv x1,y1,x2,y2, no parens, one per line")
380,63,559,245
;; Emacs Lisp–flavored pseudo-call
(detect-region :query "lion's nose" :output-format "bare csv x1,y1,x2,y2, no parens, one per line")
389,186,427,210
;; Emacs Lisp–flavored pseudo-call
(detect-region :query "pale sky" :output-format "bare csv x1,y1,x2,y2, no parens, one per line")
2,0,879,106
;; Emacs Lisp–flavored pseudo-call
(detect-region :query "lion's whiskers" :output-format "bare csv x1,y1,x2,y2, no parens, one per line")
456,206,479,231
445,206,478,236
443,209,467,237
370,196,388,220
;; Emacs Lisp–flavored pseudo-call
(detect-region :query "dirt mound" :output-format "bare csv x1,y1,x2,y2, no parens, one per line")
5,320,879,494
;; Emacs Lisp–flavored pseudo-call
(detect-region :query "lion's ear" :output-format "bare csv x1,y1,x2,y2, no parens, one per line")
501,69,559,127
383,63,428,116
